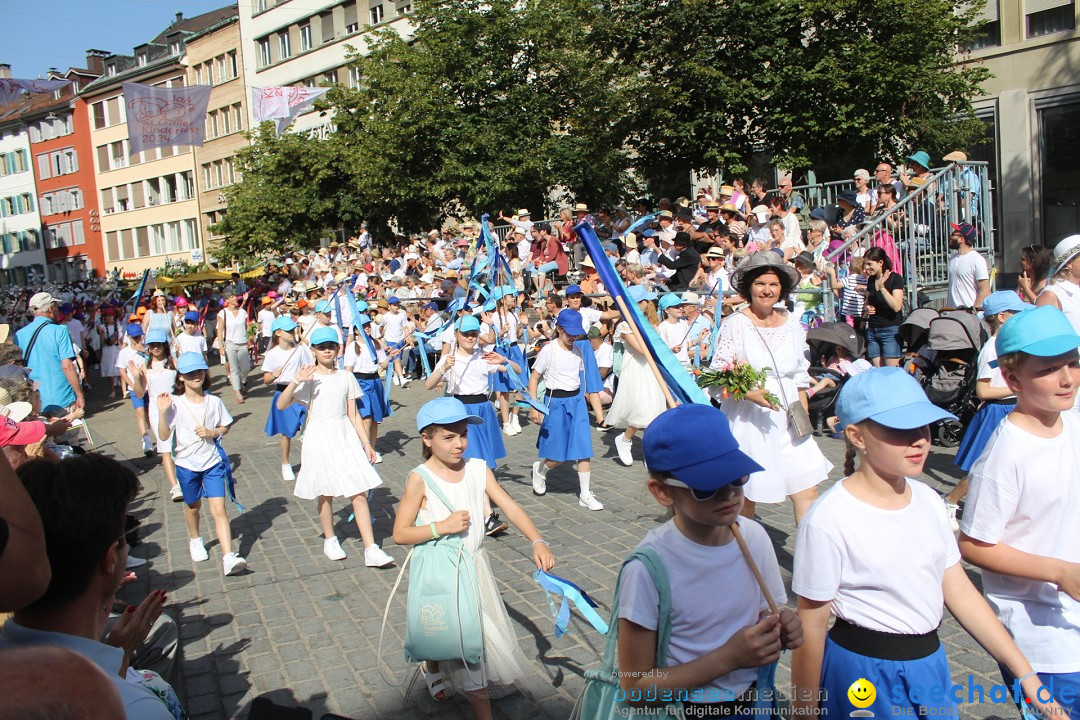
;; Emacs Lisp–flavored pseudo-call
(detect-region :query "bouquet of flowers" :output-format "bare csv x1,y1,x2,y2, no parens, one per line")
694,360,781,405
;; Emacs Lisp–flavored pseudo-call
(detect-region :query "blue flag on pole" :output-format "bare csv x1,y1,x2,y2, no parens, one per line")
575,223,709,406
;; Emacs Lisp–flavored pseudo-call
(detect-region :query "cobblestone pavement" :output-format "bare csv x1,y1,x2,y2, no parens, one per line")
84,366,1017,720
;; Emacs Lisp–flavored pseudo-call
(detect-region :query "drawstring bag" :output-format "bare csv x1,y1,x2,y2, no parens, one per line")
399,464,485,665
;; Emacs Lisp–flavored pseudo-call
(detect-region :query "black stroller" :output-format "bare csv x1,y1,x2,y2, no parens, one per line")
806,322,866,432
899,309,988,446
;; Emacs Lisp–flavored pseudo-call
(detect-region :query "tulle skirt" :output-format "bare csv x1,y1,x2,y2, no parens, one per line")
604,350,667,430
293,417,383,499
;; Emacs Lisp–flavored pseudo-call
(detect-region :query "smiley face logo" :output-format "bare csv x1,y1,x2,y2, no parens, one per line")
847,678,876,709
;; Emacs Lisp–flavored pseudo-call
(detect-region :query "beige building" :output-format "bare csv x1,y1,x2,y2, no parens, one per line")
80,7,236,277
963,0,1080,272
186,15,248,253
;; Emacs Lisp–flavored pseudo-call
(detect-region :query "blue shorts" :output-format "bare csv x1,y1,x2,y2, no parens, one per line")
866,324,902,360
129,391,148,410
176,461,229,504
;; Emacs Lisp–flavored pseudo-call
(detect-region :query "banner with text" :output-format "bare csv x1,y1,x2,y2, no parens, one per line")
250,86,329,135
0,79,73,106
122,82,212,156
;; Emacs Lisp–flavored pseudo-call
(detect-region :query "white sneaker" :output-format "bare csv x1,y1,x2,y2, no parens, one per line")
281,463,296,481
364,545,395,567
531,461,547,495
510,414,522,435
392,374,401,386
614,434,634,467
169,484,184,502
142,435,154,457
373,452,383,464
579,491,604,511
223,552,247,576
943,498,960,532
323,537,347,561
189,537,209,562
399,377,410,388
503,421,514,436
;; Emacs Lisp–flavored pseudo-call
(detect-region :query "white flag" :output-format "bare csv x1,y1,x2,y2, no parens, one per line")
123,82,212,156
0,78,72,106
250,86,330,135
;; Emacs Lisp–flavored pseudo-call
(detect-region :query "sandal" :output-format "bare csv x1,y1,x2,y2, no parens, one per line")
422,662,450,702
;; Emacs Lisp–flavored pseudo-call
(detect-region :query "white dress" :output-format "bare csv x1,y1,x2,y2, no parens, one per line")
292,369,383,499
99,324,121,378
711,311,832,504
415,459,528,691
604,321,667,430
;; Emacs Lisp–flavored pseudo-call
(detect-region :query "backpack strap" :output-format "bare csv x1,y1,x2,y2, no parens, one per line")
411,464,458,515
597,546,673,676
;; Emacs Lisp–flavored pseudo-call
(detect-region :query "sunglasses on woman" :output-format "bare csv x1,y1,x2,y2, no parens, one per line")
663,476,749,501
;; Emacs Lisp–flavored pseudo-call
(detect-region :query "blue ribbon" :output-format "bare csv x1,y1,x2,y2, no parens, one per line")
212,439,245,513
127,269,150,314
533,570,609,637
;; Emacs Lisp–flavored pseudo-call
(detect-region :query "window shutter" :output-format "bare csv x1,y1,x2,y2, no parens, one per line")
37,153,50,179
1027,0,1071,14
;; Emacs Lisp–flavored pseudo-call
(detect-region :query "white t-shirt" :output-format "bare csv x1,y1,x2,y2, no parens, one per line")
344,338,386,375
491,311,521,346
261,344,313,385
164,394,233,472
579,306,603,331
381,310,408,343
175,332,208,356
781,214,802,250
793,478,960,634
947,250,989,308
657,320,690,363
423,313,445,350
593,341,614,393
532,341,584,391
619,518,786,698
65,318,86,346
435,349,499,396
975,335,1011,395
221,308,248,344
115,345,147,386
960,413,1080,672
257,309,276,338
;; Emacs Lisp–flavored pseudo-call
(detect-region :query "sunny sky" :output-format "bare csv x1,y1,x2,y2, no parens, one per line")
0,0,237,79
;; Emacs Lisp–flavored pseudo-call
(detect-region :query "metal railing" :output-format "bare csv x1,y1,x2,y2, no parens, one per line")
819,162,994,317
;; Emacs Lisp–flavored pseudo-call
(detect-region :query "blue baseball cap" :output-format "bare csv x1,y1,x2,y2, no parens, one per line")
658,294,685,311
416,397,485,432
183,310,200,323
990,306,1080,367
421,302,439,311
388,296,401,305
835,367,957,431
176,352,208,374
982,291,1034,317
145,329,169,345
456,315,481,333
309,327,340,346
356,313,372,326
556,309,586,336
354,298,369,312
126,323,144,338
564,284,583,296
271,316,298,333
314,300,332,313
643,404,763,491
627,285,658,303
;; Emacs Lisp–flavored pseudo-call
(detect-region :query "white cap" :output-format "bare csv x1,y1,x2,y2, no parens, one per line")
28,292,57,311
1052,235,1080,277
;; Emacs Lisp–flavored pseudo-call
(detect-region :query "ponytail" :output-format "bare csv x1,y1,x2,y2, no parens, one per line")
843,435,858,476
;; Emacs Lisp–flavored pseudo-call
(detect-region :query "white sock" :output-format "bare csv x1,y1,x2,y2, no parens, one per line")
537,462,549,478
579,471,591,496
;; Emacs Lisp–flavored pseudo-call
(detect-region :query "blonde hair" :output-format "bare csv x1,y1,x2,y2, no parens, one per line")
640,299,660,326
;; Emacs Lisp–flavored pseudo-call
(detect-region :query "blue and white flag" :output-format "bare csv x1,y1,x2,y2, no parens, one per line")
123,82,212,156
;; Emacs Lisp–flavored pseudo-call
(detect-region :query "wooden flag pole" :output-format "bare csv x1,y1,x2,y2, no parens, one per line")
731,523,779,614
612,294,677,410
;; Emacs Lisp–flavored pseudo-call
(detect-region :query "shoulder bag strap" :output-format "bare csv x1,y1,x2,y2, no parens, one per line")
597,547,674,673
411,464,457,514
749,320,794,412
21,319,54,367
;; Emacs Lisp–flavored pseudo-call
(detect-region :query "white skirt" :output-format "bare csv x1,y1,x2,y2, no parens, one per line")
604,349,667,430
100,345,120,378
293,417,383,499
721,379,832,504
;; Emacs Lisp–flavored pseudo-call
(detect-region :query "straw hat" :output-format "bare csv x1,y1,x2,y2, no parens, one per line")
574,203,589,213
943,151,968,162
731,251,799,290
719,202,745,219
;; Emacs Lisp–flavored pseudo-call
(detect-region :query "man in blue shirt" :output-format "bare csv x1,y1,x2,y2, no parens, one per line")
14,293,82,413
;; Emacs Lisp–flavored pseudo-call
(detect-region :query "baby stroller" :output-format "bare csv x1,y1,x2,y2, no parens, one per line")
806,322,865,432
901,309,988,446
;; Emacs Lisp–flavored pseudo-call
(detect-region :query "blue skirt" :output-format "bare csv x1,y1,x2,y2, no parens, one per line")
537,392,593,462
355,376,391,422
462,399,505,468
1000,665,1080,716
821,635,954,718
490,344,528,393
574,338,604,394
954,401,1014,472
264,391,307,438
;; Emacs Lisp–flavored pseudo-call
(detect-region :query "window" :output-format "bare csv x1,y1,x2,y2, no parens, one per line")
136,226,150,258
258,38,271,67
300,24,313,51
369,5,384,24
348,66,362,89
169,40,181,56
29,125,40,143
45,221,85,249
1027,0,1075,35
92,101,106,129
106,231,119,261
321,11,335,42
203,163,213,190
324,70,337,86
137,52,148,67
206,110,218,139
345,2,359,32
279,32,291,60
232,103,244,132
1,150,27,177
228,51,238,79
398,3,412,14
256,0,268,10
151,223,166,255
182,171,194,199
221,107,232,135
40,193,53,215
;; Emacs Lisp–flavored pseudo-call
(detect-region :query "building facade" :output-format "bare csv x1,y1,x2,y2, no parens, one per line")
186,16,248,256
0,122,45,286
237,0,412,136
964,0,1080,272
79,7,237,278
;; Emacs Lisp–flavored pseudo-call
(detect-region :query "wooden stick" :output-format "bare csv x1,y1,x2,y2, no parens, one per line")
731,522,778,614
612,294,678,409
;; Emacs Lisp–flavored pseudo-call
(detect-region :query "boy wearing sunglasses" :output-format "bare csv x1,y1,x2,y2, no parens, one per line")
615,404,802,714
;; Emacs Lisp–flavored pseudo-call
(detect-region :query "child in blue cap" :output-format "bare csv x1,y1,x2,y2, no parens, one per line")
156,352,248,576
791,367,1062,719
616,403,800,714
115,322,154,456
943,290,1034,528
128,328,182,501
960,305,1080,716
261,315,313,480
392,396,554,710
343,313,395,463
176,309,209,362
528,309,603,510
